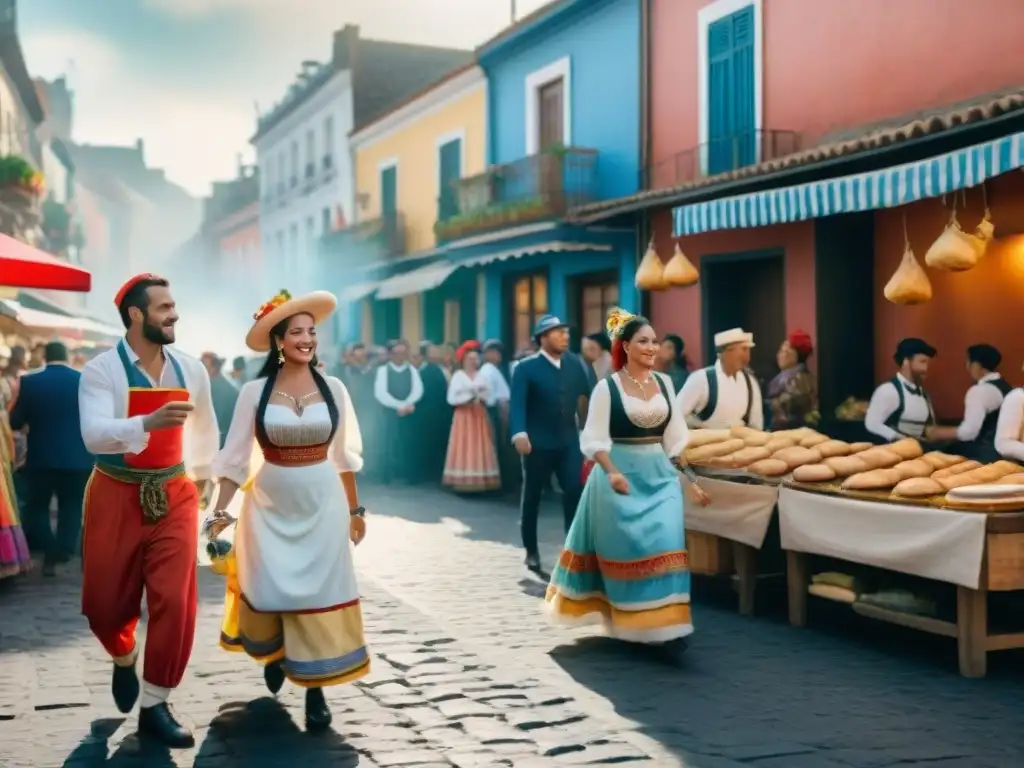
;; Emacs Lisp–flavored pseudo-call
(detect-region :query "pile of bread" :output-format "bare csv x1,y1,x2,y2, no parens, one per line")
684,426,1024,498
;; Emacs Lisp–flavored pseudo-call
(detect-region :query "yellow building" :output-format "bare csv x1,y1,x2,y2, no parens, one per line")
350,64,486,346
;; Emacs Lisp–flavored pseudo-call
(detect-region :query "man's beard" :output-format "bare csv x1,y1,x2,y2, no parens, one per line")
142,317,174,345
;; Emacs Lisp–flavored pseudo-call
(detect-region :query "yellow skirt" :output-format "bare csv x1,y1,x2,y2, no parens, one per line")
215,506,370,688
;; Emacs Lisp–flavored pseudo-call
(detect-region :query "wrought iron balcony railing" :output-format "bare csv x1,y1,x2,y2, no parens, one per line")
321,212,406,265
435,147,598,242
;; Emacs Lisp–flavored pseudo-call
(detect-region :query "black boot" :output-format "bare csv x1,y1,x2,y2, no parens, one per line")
304,687,332,731
111,662,140,713
138,702,195,748
264,661,285,694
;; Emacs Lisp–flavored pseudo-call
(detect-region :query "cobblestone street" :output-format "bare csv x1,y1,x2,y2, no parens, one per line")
2,485,1024,766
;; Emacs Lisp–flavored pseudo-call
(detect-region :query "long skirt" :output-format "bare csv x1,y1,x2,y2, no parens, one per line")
443,403,501,493
0,418,30,579
219,460,370,687
545,442,693,643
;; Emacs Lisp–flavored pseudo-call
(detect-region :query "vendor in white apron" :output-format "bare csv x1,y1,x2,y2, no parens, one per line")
676,327,763,430
864,337,936,444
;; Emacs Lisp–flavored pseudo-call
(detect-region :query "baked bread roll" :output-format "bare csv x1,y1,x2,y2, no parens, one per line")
747,458,789,477
937,462,1018,490
997,472,1024,485
815,440,851,459
799,433,831,448
855,447,902,469
848,442,873,453
792,463,837,483
772,446,823,469
892,477,944,497
741,432,771,447
687,429,733,449
990,460,1024,475
763,435,797,452
685,438,745,464
825,455,870,477
730,425,763,440
888,438,924,460
931,460,982,479
921,451,963,470
725,446,772,466
892,458,934,480
842,468,901,490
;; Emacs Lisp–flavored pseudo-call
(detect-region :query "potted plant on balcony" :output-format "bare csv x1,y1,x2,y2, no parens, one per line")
0,155,44,196
42,194,71,254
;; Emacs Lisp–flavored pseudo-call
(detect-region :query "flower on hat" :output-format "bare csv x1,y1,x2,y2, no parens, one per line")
605,307,636,339
254,289,292,321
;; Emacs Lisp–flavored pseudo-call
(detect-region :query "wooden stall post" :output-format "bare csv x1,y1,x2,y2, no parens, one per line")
732,541,759,616
786,550,809,627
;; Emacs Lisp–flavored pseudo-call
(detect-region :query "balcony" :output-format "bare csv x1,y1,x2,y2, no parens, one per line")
321,212,406,265
434,147,598,243
644,129,801,191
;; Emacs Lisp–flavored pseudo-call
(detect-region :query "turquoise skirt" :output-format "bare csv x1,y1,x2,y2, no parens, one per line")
545,442,693,643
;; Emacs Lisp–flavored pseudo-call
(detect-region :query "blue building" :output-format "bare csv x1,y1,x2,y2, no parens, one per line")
368,0,644,354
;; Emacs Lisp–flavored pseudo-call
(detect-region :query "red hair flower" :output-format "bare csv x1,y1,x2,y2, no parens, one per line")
253,289,292,321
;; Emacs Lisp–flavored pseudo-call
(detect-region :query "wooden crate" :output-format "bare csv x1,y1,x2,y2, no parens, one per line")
687,530,733,575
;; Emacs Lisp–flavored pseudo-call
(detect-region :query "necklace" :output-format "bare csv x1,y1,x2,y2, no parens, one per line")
272,390,320,416
623,368,653,400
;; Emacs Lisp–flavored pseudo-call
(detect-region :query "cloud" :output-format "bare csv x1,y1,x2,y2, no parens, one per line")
23,29,254,196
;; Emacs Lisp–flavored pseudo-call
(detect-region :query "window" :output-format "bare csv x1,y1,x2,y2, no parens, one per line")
443,300,460,344
277,153,285,194
323,115,334,171
322,206,332,233
437,136,462,222
289,141,299,185
275,230,284,258
306,216,315,249
538,78,564,151
511,274,548,353
305,130,315,178
379,162,397,218
288,223,298,265
524,57,570,155
579,280,619,336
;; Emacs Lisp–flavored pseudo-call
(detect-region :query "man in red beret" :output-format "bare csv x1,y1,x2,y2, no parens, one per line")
77,274,220,747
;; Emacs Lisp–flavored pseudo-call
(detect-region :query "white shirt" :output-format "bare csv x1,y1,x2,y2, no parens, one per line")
864,373,933,441
957,373,1007,442
479,362,510,406
994,388,1024,462
373,362,424,410
78,341,220,479
581,373,689,459
447,369,490,406
676,359,764,430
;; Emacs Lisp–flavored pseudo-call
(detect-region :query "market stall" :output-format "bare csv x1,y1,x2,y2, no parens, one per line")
0,232,91,292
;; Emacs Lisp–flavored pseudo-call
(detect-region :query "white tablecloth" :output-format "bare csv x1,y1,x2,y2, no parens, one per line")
685,477,779,549
778,487,987,589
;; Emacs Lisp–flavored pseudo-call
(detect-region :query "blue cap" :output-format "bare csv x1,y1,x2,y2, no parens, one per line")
533,314,569,339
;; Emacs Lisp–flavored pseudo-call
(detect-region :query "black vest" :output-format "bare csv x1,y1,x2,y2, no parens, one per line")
967,377,1013,462
387,365,413,401
883,376,935,438
606,374,672,440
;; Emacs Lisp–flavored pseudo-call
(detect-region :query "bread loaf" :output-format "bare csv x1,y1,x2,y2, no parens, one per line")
772,446,823,469
825,455,870,477
892,458,934,480
990,460,1023,476
741,432,771,447
937,462,1017,490
842,468,901,490
855,447,902,469
997,472,1024,485
687,429,733,449
685,438,745,464
764,435,798,452
730,425,763,441
799,433,831,448
816,440,852,459
888,438,924,460
747,458,789,477
931,460,982,479
725,446,772,467
792,464,837,483
892,477,944,497
921,452,964,470
848,442,873,453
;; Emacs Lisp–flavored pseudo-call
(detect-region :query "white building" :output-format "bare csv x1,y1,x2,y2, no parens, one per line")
252,24,470,306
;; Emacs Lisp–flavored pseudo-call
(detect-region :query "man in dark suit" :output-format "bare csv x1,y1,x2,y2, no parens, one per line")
9,341,94,575
509,315,591,575
415,340,453,484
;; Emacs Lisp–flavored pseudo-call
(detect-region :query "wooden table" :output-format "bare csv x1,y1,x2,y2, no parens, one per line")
783,485,1024,678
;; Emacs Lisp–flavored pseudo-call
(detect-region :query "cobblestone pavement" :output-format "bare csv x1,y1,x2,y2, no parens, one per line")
3,484,1024,767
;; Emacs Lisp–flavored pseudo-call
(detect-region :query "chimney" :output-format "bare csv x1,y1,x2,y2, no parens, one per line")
135,138,145,159
0,0,16,36
236,153,243,177
332,24,359,68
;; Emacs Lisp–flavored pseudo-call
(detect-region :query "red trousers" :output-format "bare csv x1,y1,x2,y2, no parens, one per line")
81,470,199,689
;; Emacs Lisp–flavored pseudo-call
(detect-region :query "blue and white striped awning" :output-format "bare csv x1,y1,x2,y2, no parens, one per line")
673,130,1024,236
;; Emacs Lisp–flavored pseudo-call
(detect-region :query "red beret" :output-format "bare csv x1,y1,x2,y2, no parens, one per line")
455,340,481,363
788,330,813,357
114,273,165,308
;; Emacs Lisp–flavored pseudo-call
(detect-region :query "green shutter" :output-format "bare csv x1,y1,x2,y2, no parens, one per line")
707,5,755,175
437,138,461,221
380,165,397,218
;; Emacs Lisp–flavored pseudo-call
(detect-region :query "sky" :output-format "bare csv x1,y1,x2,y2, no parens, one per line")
20,0,551,198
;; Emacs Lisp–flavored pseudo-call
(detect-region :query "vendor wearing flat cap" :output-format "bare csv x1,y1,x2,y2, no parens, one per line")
864,337,937,443
676,327,763,429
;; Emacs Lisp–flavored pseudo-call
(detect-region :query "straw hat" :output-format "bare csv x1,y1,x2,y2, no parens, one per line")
713,328,755,349
245,289,337,352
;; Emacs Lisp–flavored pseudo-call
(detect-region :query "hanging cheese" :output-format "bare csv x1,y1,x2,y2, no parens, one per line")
635,240,668,291
962,208,995,259
884,243,932,305
663,243,699,287
924,213,978,271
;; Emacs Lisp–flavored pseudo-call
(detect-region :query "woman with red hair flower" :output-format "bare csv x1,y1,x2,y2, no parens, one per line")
768,330,819,429
442,341,500,493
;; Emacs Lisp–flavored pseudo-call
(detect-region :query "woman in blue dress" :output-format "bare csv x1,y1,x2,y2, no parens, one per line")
545,309,708,659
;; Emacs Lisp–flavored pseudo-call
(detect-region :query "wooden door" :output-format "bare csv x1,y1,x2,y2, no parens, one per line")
538,78,564,150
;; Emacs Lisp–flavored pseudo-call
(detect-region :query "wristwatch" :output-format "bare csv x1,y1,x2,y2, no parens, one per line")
349,506,366,517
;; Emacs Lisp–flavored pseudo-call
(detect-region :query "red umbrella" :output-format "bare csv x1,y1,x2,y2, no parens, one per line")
0,233,91,292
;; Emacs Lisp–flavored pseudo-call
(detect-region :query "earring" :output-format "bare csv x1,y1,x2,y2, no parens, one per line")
277,349,285,366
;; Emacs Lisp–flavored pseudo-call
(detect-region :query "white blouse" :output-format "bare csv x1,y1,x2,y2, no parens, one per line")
479,362,510,406
212,376,363,487
447,369,490,406
579,372,690,460
995,388,1024,462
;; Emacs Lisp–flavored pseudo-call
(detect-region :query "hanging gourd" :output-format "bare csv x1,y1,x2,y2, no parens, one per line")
924,193,979,272
961,185,995,259
885,214,933,305
663,242,699,287
635,239,668,291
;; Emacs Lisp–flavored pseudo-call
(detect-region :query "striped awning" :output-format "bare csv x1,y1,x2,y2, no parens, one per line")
673,130,1024,236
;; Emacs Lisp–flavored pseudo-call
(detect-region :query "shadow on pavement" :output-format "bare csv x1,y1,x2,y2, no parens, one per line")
61,717,177,767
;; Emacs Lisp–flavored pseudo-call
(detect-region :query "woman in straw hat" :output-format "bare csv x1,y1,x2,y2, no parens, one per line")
206,289,369,730
544,309,708,663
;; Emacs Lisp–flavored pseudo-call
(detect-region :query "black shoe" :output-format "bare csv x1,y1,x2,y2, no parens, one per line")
111,662,140,713
660,637,690,665
138,702,195,748
264,661,285,694
41,560,57,577
525,553,542,572
304,687,332,731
